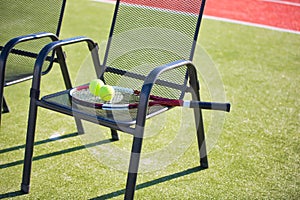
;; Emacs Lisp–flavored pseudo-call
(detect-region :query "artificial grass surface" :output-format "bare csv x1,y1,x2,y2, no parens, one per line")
0,0,299,199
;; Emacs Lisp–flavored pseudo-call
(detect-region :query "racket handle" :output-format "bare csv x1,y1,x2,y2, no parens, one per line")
183,101,231,112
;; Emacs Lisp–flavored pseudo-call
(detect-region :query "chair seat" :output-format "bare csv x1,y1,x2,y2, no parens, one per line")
40,89,171,130
20,1,215,198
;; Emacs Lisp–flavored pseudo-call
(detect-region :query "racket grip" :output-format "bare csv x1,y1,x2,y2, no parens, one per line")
187,101,231,112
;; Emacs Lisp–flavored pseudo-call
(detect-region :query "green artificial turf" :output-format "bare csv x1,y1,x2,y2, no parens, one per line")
0,0,299,199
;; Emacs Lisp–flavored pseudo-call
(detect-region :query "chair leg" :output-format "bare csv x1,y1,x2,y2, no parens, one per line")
0,97,10,125
194,108,208,169
188,66,209,169
125,136,144,200
105,109,119,140
21,100,39,194
71,103,85,134
2,96,10,113
74,117,84,135
110,129,119,141
0,97,9,126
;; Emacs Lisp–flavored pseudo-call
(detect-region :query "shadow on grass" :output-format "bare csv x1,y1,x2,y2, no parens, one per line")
1,133,204,199
0,132,78,154
0,190,24,199
90,166,206,200
0,133,113,169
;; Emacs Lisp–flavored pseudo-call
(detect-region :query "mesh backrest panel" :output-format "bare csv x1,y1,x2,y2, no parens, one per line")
0,0,65,84
103,0,204,99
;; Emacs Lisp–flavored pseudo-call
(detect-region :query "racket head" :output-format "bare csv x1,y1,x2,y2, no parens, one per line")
70,85,139,110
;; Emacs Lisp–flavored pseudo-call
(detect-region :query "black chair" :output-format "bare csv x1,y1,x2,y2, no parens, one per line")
0,0,67,124
21,0,230,199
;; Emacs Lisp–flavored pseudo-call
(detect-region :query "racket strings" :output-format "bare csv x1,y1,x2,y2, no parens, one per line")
71,86,140,105
112,89,140,104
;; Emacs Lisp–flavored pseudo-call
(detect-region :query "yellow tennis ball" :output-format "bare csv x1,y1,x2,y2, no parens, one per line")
89,79,104,96
99,85,115,101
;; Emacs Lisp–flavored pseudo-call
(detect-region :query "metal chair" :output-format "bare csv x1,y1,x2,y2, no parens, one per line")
21,0,230,199
0,0,67,124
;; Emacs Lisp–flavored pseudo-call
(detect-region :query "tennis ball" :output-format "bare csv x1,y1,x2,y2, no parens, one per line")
99,85,115,101
89,79,104,96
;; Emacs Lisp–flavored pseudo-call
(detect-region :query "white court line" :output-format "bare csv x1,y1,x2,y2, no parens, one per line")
93,0,115,4
261,0,300,7
204,15,300,35
92,0,300,35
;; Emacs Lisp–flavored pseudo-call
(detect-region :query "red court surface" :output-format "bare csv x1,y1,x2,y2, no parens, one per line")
204,0,300,33
96,0,300,33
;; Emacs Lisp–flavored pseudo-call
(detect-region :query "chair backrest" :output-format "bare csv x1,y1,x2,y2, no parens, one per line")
102,0,206,100
0,0,66,85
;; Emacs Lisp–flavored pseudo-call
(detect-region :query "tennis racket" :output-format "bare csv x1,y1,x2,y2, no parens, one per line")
70,85,230,112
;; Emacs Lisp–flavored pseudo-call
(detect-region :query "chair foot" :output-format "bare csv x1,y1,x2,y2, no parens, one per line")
2,107,10,113
200,158,209,169
21,183,30,194
111,134,119,141
200,163,208,169
2,108,9,113
2,97,10,113
77,130,85,135
110,129,119,141
75,118,84,135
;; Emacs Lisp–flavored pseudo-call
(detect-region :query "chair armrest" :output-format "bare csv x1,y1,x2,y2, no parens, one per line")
139,59,195,101
0,32,60,122
0,32,59,63
135,59,230,131
0,32,59,86
134,59,195,129
30,36,100,100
